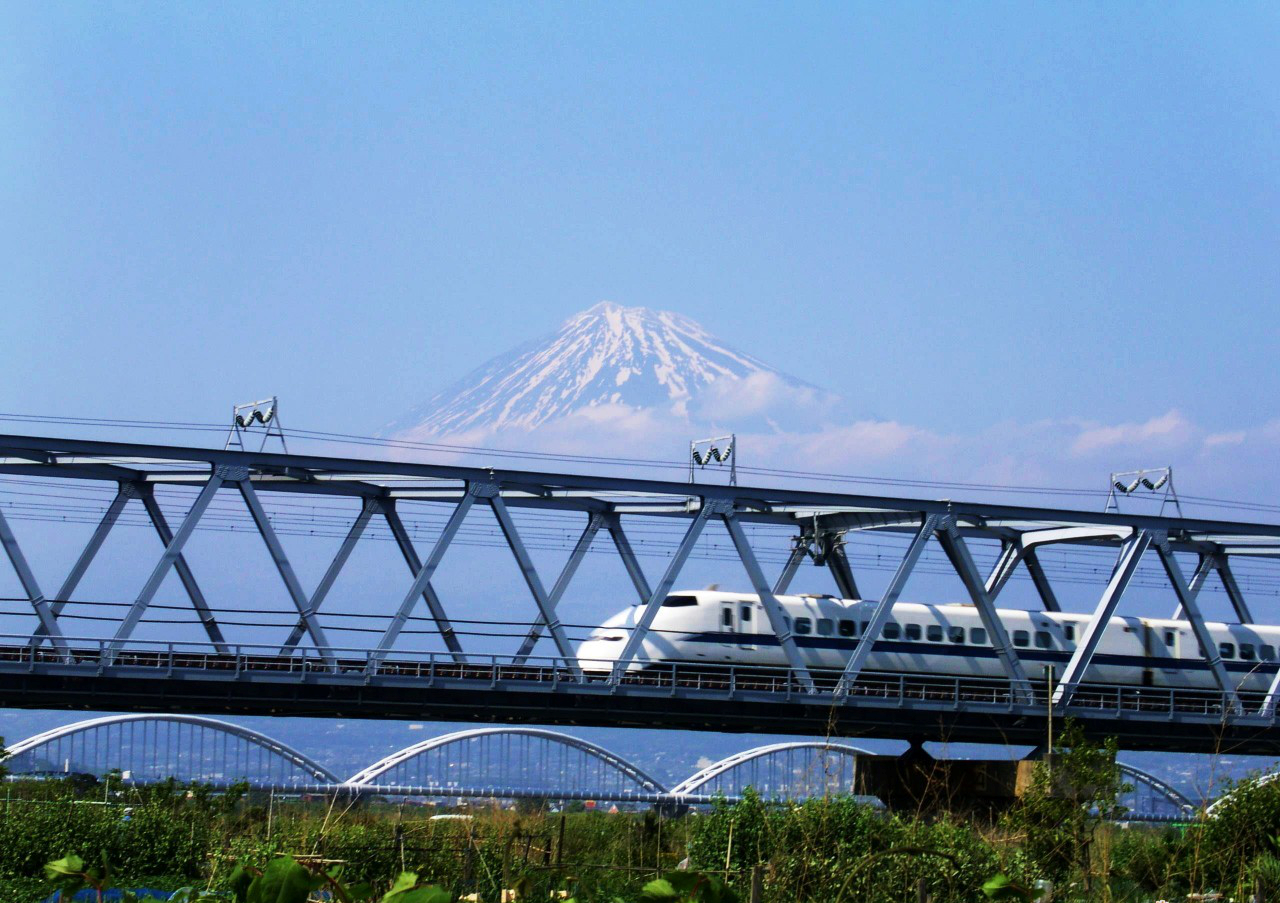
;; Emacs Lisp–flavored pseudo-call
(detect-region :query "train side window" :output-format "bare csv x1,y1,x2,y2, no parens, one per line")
722,608,733,628
971,627,987,645
1220,642,1235,659
838,620,855,637
1164,630,1175,647
784,617,791,630
950,626,966,644
883,622,901,640
1064,625,1075,642
1241,644,1257,661
927,625,943,642
1013,630,1030,648
1262,645,1277,661
795,617,812,635
740,605,752,623
817,618,833,636
860,621,870,635
905,623,922,641
1035,631,1052,650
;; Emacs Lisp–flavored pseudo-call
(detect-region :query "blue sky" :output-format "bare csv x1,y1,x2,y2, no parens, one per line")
2,4,1280,783
3,3,1277,442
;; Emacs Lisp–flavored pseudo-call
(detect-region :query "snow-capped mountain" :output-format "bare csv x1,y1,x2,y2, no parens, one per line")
386,302,830,438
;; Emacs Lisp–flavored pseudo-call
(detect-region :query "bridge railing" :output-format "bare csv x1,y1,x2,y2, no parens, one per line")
0,632,1256,725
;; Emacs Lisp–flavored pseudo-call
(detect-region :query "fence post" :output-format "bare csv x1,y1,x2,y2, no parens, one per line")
750,864,763,903
917,877,928,903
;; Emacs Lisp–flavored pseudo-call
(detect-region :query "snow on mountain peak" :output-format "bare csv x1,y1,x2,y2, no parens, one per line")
386,302,828,438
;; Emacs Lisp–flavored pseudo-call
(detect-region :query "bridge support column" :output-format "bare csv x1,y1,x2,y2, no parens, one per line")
605,513,653,603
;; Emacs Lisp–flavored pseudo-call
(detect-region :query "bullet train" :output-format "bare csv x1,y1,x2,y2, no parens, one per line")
576,589,1280,691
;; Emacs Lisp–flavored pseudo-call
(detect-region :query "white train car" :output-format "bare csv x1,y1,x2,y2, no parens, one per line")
576,589,1280,691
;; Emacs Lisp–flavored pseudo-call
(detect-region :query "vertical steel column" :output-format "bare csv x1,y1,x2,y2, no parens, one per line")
1154,540,1242,711
1052,531,1152,707
382,499,467,661
486,492,582,674
281,496,379,651
772,537,809,595
29,486,130,648
611,501,717,678
936,523,1033,703
604,514,652,603
835,515,937,695
1170,554,1215,620
0,507,70,655
722,513,816,692
110,470,225,650
235,479,337,668
372,491,476,663
514,511,605,662
138,488,229,653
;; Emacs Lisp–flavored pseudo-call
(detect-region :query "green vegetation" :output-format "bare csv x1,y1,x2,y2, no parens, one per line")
7,723,1280,902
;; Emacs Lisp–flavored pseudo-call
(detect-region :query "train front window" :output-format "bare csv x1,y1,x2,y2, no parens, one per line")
1241,644,1257,661
905,623,922,641
817,618,833,636
949,626,966,644
927,625,943,642
1013,630,1029,648
1220,642,1236,659
663,595,698,607
838,620,855,637
883,622,901,640
795,617,812,635
1035,631,1052,650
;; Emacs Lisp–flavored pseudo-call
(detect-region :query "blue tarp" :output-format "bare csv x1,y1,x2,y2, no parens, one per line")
41,889,176,901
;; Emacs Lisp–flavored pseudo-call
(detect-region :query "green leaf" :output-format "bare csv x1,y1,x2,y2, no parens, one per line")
982,873,1035,901
44,854,87,879
640,878,681,903
229,865,255,903
385,887,451,903
383,872,420,898
249,856,316,903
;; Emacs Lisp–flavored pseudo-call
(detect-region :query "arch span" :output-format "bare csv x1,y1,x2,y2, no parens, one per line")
670,741,875,800
1117,763,1196,819
346,727,667,798
3,714,339,786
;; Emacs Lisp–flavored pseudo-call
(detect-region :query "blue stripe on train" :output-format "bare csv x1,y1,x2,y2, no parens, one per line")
680,631,1279,674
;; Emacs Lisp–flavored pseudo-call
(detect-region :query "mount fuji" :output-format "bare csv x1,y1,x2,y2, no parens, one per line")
386,302,836,441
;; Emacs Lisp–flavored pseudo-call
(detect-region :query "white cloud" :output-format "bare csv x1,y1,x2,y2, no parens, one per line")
1069,410,1195,456
1203,431,1247,449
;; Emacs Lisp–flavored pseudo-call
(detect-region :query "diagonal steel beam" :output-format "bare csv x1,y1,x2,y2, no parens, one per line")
235,478,337,668
514,511,604,662
983,541,1023,600
722,512,816,692
110,471,225,651
281,496,379,651
772,536,808,595
1170,554,1216,620
611,502,717,679
1053,531,1152,707
835,515,937,696
1023,549,1062,612
0,506,70,656
382,500,466,661
605,514,652,603
139,488,229,653
486,492,582,676
1155,540,1242,712
372,492,475,664
1215,555,1254,624
937,524,1033,703
824,536,861,600
29,486,131,649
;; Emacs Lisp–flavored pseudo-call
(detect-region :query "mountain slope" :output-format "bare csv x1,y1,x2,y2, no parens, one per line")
387,302,825,437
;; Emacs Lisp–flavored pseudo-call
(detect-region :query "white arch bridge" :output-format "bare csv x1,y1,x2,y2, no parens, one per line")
1,715,1195,820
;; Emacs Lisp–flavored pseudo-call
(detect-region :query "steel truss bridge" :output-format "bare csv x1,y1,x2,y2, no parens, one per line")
1,433,1280,753
0,715,1197,821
